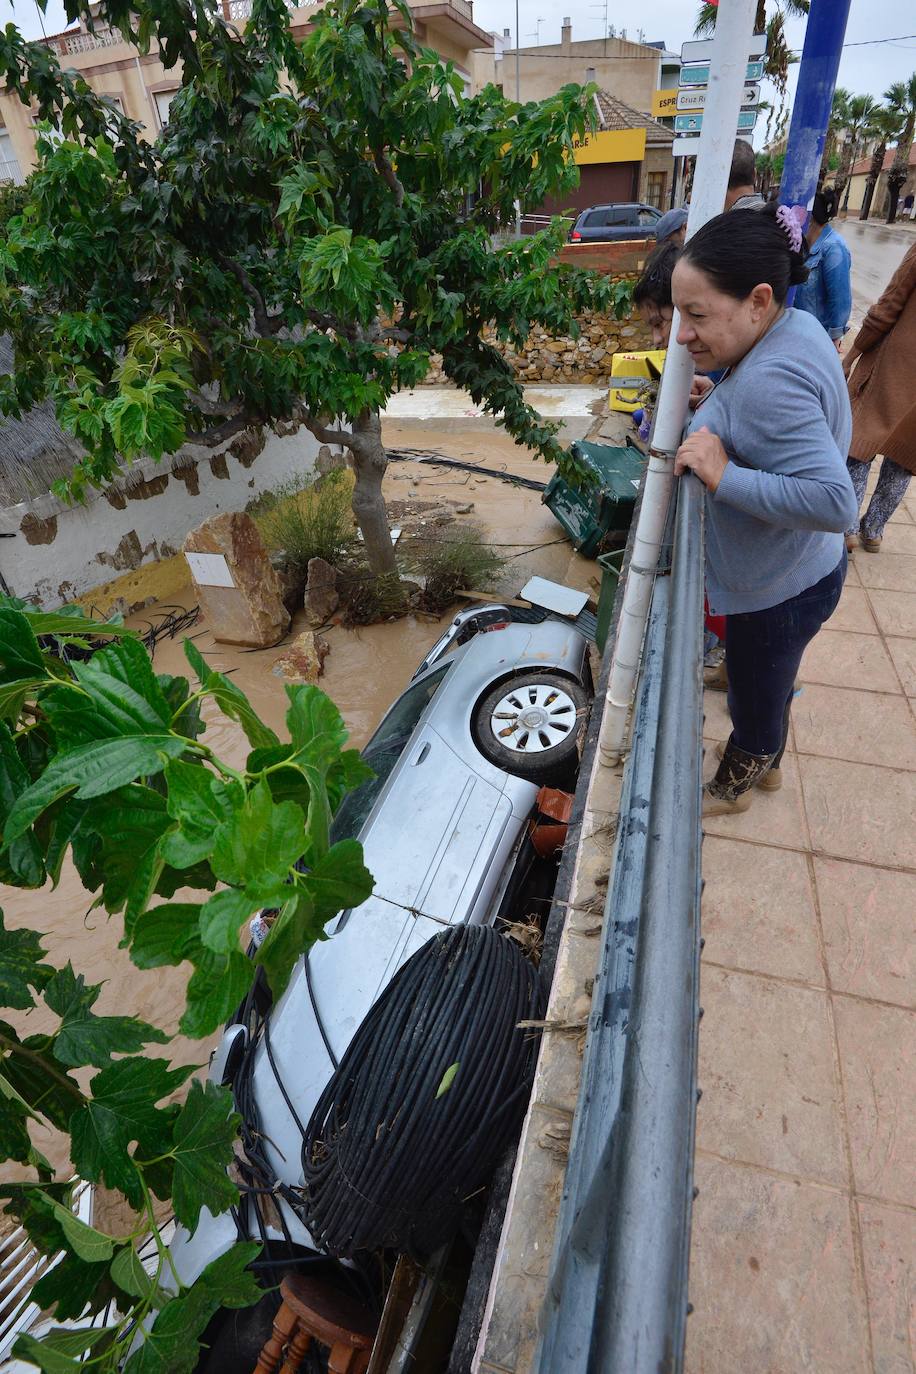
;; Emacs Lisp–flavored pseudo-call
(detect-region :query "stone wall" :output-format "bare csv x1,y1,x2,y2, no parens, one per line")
421,239,654,385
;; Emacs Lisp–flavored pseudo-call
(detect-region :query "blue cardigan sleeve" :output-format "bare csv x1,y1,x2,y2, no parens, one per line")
712,360,858,532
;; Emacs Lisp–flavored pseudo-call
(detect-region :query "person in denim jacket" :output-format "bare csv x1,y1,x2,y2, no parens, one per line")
794,192,852,350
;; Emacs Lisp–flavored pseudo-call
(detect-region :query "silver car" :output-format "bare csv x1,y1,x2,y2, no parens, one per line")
168,607,592,1311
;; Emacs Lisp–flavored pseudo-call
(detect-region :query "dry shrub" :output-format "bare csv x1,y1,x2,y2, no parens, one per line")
405,522,506,615
254,469,358,575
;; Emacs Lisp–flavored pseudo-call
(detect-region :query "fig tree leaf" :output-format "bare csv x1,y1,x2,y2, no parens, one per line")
210,778,304,890
110,1244,169,1302
0,724,45,887
43,964,169,1068
0,913,52,1009
198,887,267,955
5,736,187,840
183,640,279,750
169,1080,240,1231
121,1242,261,1374
301,838,373,925
39,1191,114,1263
129,903,203,969
69,1058,193,1206
179,950,254,1039
160,758,238,868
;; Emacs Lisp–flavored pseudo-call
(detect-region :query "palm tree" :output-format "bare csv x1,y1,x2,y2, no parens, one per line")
820,86,851,182
858,106,906,221
695,1,810,97
883,73,916,223
838,93,880,211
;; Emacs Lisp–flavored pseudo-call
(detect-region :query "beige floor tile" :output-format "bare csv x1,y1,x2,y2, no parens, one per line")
873,588,916,634
815,857,916,1008
800,755,916,870
697,966,846,1184
879,523,916,556
686,1155,870,1374
885,505,914,525
702,837,823,984
856,552,916,594
834,997,916,1207
885,637,916,696
703,750,809,852
799,628,901,694
843,556,863,586
792,683,916,770
824,586,880,634
858,1198,916,1374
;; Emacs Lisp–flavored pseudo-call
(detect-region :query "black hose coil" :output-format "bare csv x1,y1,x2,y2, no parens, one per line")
300,924,543,1260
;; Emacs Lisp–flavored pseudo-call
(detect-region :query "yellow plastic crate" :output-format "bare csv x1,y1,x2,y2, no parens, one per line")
608,348,666,413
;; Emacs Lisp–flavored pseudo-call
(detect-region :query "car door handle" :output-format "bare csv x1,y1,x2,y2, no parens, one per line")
413,742,431,765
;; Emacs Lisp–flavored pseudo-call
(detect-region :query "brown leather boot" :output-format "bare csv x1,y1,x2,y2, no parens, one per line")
704,737,778,817
703,659,728,691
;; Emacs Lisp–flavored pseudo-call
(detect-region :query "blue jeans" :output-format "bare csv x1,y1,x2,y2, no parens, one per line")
725,555,847,758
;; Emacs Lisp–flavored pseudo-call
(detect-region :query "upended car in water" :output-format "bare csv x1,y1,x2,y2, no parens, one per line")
165,607,593,1363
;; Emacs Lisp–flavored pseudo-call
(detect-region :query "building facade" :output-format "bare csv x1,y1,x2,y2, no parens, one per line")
0,0,492,184
472,17,662,110
843,145,916,216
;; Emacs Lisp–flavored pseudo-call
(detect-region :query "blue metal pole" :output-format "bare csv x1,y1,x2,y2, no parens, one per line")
778,0,853,223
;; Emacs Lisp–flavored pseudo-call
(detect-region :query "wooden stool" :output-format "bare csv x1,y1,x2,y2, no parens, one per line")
253,1273,377,1374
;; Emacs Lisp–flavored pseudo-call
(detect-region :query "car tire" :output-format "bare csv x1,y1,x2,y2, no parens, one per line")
472,672,587,783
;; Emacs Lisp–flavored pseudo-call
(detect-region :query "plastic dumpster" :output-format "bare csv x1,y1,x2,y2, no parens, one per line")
542,440,645,558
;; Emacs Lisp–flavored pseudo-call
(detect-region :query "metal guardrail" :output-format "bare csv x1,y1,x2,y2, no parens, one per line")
536,473,705,1374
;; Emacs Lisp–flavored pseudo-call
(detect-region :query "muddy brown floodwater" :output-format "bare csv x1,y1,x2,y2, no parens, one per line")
0,425,596,1190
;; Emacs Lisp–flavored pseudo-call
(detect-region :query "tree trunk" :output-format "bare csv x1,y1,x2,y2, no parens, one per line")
886,117,915,224
859,143,886,221
348,408,399,579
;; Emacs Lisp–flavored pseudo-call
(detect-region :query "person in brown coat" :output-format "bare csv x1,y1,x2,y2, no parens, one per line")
843,243,916,551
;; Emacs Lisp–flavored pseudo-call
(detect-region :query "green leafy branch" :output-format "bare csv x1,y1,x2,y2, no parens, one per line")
0,598,375,1369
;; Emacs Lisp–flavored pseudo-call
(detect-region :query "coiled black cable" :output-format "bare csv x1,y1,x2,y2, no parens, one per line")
300,924,543,1261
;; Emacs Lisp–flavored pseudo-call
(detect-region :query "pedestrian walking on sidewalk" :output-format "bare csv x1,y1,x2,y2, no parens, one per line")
794,192,852,348
672,205,858,818
843,242,916,551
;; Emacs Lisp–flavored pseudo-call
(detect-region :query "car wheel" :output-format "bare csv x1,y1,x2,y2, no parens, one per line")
473,672,587,782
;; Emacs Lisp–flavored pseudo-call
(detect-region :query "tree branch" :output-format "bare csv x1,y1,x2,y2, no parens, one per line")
294,405,354,449
190,392,245,419
219,257,279,338
187,413,255,448
373,147,405,207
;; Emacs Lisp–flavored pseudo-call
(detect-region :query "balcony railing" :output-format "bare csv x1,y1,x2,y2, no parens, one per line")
0,157,23,186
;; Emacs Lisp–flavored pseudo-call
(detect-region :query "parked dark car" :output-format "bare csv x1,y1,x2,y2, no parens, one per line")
568,202,662,243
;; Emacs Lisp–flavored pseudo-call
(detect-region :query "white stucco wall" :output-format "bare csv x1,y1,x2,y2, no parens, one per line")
0,426,324,609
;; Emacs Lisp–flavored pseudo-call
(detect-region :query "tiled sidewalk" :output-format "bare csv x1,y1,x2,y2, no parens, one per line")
688,481,916,1372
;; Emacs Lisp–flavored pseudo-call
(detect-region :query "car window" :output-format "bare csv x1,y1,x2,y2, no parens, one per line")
583,209,611,228
616,207,638,225
329,664,452,842
638,207,659,225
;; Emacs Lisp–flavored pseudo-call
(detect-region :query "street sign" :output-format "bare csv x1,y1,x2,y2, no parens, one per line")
680,34,767,63
672,136,701,158
674,109,758,135
676,83,759,112
679,60,765,86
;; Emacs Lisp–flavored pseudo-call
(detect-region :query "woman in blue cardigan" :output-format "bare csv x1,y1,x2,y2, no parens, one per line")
672,205,859,817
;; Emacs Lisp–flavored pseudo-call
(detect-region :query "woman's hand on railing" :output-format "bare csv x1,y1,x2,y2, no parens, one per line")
674,425,729,493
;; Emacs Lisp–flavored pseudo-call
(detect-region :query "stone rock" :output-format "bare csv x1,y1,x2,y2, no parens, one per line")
316,445,346,479
271,631,329,684
184,512,289,647
304,557,340,626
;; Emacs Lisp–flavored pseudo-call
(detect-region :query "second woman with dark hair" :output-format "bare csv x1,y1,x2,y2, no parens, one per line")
673,205,858,816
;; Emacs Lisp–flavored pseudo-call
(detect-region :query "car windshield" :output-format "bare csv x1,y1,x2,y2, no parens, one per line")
329,664,452,842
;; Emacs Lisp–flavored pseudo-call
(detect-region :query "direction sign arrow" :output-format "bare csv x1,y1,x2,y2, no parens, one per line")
676,84,760,112
679,60,765,86
674,109,758,135
680,34,767,62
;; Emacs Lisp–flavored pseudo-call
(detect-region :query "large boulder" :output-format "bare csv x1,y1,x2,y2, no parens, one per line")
184,511,289,647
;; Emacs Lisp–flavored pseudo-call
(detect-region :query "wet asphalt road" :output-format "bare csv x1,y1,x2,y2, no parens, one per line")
836,219,913,329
